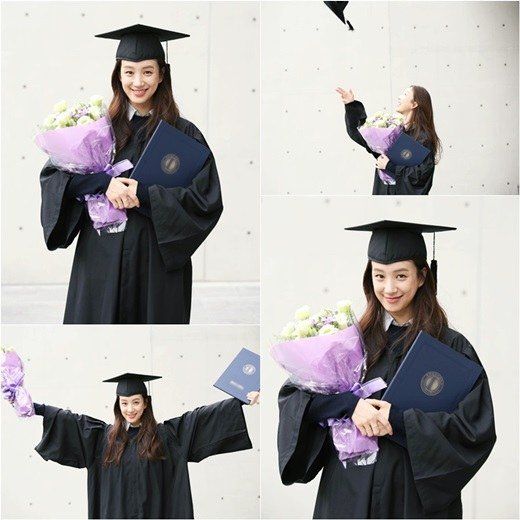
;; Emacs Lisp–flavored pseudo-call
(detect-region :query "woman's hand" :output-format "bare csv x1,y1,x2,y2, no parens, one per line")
106,178,140,210
336,87,356,104
376,154,390,170
365,399,392,424
247,391,260,405
352,398,393,437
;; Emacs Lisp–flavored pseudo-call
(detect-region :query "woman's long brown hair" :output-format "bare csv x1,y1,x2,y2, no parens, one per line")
103,395,165,466
108,59,180,153
359,259,448,370
408,85,442,164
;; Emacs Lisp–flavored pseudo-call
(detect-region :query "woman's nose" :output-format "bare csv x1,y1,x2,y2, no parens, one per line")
384,281,397,293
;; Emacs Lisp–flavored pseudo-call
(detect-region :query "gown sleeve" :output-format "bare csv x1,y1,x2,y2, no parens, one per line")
34,405,107,469
163,398,252,463
277,382,329,485
403,334,497,514
40,160,86,250
343,101,379,158
306,391,360,423
145,122,224,272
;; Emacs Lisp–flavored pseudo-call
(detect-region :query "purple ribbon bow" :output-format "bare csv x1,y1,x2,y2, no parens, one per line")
325,377,387,467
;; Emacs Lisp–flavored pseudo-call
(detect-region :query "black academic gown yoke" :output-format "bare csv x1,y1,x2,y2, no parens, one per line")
277,326,496,519
35,399,252,519
39,116,223,324
344,101,435,195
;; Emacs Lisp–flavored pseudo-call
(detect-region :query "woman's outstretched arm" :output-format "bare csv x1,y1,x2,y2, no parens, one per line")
33,403,107,469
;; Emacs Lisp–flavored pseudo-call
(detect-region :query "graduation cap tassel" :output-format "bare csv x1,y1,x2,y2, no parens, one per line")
431,232,438,292
346,20,354,31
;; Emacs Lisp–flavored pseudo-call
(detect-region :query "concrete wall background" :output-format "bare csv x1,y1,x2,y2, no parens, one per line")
260,195,519,519
1,1,260,285
1,324,260,519
262,1,519,196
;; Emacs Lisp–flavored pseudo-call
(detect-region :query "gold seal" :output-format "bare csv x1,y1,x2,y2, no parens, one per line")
161,154,180,175
420,371,444,396
400,148,412,160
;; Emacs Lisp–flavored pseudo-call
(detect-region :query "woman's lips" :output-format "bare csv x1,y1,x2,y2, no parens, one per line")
384,295,402,304
131,88,148,98
127,414,137,420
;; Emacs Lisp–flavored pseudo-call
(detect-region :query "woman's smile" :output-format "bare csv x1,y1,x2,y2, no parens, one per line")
384,294,402,304
131,88,149,98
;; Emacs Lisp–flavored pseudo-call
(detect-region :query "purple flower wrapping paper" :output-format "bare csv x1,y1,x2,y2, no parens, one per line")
35,116,132,233
359,125,403,185
1,350,34,418
271,326,387,466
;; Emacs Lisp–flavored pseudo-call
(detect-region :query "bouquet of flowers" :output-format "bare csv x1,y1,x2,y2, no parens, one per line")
35,96,133,234
271,300,387,467
1,348,34,418
359,111,405,185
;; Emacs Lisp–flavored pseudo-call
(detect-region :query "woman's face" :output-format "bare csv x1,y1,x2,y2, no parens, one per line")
396,87,418,114
119,394,147,426
371,260,425,321
120,59,163,110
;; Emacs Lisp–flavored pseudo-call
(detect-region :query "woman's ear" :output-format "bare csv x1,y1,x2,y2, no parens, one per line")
418,267,427,287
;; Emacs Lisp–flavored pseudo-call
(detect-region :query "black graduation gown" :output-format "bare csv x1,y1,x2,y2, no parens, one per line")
34,398,252,519
277,325,496,519
344,101,435,195
39,116,223,324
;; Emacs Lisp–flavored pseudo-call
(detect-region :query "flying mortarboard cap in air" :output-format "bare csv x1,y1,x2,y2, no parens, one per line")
345,220,457,289
324,1,354,30
95,24,190,62
102,373,162,397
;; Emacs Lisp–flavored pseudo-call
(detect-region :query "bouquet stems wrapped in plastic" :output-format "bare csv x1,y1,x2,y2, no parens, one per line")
1,348,34,418
271,301,387,467
359,111,404,185
35,97,133,234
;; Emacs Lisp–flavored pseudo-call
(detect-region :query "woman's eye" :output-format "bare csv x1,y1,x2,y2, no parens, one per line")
397,275,407,280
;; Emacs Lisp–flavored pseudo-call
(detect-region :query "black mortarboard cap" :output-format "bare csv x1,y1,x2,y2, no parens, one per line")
103,373,162,397
95,24,190,62
324,2,354,30
345,220,456,288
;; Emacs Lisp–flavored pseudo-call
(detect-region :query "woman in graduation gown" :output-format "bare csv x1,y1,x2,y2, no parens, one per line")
277,221,496,519
336,85,440,195
39,25,223,324
33,373,259,519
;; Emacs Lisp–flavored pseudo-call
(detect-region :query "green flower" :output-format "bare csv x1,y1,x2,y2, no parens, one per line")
53,100,67,113
318,324,338,335
89,95,103,108
89,106,102,120
77,115,94,125
295,319,315,338
294,305,311,321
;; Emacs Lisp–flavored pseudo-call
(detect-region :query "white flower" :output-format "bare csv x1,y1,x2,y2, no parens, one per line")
53,100,67,113
77,115,94,125
337,300,352,314
294,305,311,321
89,95,103,108
42,115,57,130
318,324,338,335
336,312,350,330
55,112,73,128
280,321,296,340
295,319,315,338
89,106,102,120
